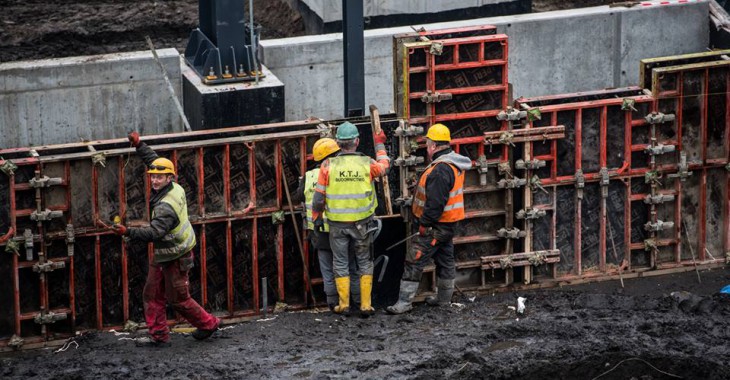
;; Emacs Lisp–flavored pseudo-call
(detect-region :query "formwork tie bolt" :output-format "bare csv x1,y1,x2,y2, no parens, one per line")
8,334,24,350
528,252,547,266
499,255,514,269
499,132,515,147
621,98,638,112
91,152,106,167
0,158,18,176
5,240,20,256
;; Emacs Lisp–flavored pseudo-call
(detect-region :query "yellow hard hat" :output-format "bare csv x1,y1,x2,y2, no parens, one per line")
147,157,176,175
426,123,451,142
312,138,340,162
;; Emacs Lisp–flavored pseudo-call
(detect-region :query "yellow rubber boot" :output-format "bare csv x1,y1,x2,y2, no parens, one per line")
333,276,350,314
360,274,375,317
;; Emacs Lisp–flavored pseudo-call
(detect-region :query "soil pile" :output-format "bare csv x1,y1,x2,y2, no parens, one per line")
2,268,728,379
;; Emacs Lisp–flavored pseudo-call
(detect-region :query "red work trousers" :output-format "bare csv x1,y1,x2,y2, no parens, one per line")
143,251,219,342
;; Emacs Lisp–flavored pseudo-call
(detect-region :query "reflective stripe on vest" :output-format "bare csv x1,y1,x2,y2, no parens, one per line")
324,155,378,222
304,168,329,232
153,182,197,258
411,162,466,223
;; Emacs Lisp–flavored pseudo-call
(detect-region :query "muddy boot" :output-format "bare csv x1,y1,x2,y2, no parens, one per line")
385,280,419,315
333,276,350,314
192,317,220,341
426,278,454,307
359,274,375,318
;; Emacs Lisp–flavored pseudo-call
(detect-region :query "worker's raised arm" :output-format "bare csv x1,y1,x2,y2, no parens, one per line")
370,130,390,178
128,131,159,167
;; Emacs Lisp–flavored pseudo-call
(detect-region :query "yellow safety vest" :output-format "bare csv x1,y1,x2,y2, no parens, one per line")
304,168,329,232
153,182,196,261
324,155,377,222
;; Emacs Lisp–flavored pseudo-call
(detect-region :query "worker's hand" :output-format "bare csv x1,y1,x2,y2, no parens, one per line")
418,225,431,237
111,224,128,236
127,131,141,147
313,217,324,232
374,130,387,145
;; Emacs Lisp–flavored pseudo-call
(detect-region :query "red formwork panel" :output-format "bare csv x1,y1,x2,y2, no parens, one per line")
649,60,730,268
516,87,655,277
0,117,399,349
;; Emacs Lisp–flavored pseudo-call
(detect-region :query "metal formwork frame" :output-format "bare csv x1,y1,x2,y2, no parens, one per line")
0,117,397,350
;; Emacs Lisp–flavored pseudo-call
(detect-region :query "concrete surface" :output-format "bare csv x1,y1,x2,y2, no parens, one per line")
261,1,709,121
182,64,285,130
0,49,183,148
299,0,519,22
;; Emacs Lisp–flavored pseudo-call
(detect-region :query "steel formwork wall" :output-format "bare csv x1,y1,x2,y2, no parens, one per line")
0,117,400,349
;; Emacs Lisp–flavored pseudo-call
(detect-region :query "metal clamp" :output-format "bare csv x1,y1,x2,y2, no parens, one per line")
528,251,547,266
33,261,66,273
499,255,513,269
65,224,75,257
0,159,18,176
30,209,64,222
499,132,516,147
393,124,424,137
33,311,68,325
496,108,527,122
28,175,63,188
575,169,585,200
497,162,512,177
394,155,425,167
599,167,610,198
8,334,24,350
644,144,676,156
667,152,692,182
644,220,674,232
644,238,658,252
622,98,638,112
23,229,34,261
497,178,526,189
644,171,662,186
529,175,548,194
497,227,526,239
429,42,444,56
644,194,675,204
515,159,546,170
393,197,413,207
420,91,452,104
644,112,676,125
516,208,547,220
475,156,489,186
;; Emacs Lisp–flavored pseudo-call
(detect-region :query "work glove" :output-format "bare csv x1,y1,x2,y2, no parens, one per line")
111,224,129,236
127,131,141,147
418,224,432,237
313,217,324,232
374,130,387,145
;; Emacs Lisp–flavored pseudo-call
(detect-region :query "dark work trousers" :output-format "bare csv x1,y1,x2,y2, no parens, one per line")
401,232,456,282
143,251,219,342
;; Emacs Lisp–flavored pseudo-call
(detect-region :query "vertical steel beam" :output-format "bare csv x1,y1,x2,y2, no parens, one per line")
574,109,583,276
342,0,364,117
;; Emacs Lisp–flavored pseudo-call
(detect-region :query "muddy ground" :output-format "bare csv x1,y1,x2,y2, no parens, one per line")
1,267,729,379
1,0,620,63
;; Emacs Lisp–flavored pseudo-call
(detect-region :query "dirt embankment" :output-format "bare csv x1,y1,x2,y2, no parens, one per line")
1,268,729,379
1,0,623,63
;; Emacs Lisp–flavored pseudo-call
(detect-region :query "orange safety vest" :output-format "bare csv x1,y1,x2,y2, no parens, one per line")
411,162,465,223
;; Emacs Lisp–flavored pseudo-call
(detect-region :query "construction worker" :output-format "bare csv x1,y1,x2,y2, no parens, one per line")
311,122,389,317
386,123,471,314
300,138,360,310
111,132,220,347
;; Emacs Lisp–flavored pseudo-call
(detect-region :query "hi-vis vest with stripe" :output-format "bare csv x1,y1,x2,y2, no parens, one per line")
153,182,196,260
412,162,465,223
324,155,378,222
304,168,329,232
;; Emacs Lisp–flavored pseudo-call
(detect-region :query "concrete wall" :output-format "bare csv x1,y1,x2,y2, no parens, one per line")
300,0,517,22
0,49,183,148
261,1,709,121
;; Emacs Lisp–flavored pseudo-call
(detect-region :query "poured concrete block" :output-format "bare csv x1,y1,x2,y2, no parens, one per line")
292,0,531,33
0,49,183,148
182,64,285,130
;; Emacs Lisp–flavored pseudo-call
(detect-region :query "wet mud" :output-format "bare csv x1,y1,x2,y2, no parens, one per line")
2,268,729,379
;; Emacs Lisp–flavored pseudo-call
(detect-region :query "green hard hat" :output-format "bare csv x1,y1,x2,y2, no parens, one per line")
335,122,359,140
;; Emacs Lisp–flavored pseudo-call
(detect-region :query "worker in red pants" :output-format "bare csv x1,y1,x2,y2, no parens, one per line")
112,132,220,347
